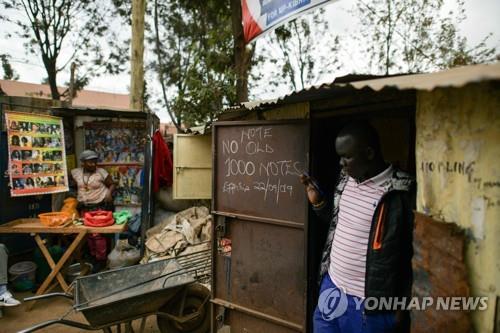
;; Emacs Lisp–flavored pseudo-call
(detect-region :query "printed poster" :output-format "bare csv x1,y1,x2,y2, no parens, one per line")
5,112,69,196
83,121,145,164
101,165,143,205
242,0,338,43
84,121,145,205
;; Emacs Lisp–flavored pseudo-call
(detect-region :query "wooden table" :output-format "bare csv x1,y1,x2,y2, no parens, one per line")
0,218,126,310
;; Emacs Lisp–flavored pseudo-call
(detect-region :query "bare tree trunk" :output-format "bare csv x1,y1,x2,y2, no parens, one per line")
130,0,146,110
153,0,182,131
44,57,60,100
292,20,306,90
68,62,76,105
230,0,253,103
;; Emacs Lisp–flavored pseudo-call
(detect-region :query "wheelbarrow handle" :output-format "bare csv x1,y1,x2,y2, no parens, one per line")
24,292,73,302
18,319,93,333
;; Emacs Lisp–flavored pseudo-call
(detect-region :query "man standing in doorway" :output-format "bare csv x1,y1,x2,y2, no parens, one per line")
301,121,415,333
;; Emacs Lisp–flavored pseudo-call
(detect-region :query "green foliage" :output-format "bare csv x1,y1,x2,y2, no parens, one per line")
0,54,19,80
354,0,497,74
252,8,342,94
149,0,238,128
0,0,129,99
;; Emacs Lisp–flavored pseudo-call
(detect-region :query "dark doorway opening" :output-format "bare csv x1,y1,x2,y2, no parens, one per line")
306,92,417,331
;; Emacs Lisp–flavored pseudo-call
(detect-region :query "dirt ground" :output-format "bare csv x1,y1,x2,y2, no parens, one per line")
0,290,161,333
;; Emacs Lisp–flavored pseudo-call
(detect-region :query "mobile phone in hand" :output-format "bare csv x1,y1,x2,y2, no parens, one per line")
302,171,325,197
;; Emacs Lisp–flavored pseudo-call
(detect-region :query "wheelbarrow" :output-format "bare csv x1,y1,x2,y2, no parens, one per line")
19,247,212,333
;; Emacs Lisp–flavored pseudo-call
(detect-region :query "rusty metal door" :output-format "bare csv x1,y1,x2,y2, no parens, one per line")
212,120,309,333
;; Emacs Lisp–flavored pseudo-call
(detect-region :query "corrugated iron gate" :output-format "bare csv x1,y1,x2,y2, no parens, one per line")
211,120,309,332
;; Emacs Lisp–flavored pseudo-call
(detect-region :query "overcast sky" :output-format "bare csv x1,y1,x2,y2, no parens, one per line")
0,0,498,122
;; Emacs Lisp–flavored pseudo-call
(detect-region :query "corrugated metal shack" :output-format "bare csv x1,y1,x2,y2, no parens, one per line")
204,63,500,333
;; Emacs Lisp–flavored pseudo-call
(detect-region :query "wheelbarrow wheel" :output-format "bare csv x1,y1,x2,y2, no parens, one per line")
157,283,210,333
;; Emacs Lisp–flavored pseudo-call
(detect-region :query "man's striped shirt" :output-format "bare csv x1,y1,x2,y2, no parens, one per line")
328,165,392,298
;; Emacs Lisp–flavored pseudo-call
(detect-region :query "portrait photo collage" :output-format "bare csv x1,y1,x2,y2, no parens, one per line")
6,112,69,196
84,121,146,206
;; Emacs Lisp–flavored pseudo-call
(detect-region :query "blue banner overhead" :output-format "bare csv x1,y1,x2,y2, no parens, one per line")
242,0,338,43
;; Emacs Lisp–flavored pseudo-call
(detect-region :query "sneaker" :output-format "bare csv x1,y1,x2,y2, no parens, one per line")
0,290,21,307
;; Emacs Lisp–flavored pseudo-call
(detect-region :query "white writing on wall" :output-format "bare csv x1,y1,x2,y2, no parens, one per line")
221,126,303,204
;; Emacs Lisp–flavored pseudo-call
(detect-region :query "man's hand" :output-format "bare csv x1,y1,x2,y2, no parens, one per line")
299,174,323,205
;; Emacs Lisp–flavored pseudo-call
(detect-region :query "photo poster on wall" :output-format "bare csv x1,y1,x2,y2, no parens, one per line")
101,165,143,205
5,112,69,197
83,121,145,205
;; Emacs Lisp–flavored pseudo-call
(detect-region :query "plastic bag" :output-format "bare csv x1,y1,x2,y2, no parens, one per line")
84,210,114,227
108,239,141,269
113,210,132,225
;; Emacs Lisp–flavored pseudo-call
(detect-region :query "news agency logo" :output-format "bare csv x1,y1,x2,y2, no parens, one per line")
318,294,489,321
363,296,489,311
318,287,348,321
318,291,489,322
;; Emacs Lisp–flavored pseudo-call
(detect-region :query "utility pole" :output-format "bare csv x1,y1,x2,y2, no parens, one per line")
130,0,146,111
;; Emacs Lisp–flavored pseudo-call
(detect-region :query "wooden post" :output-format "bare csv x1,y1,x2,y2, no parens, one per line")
130,0,146,111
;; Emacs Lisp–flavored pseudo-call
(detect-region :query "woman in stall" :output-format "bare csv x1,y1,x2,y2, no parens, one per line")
70,150,116,272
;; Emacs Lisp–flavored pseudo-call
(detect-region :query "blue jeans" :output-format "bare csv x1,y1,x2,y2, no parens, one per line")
313,274,396,333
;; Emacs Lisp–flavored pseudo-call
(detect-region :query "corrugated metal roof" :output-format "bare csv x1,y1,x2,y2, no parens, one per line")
234,62,500,111
186,124,210,135
344,62,500,91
